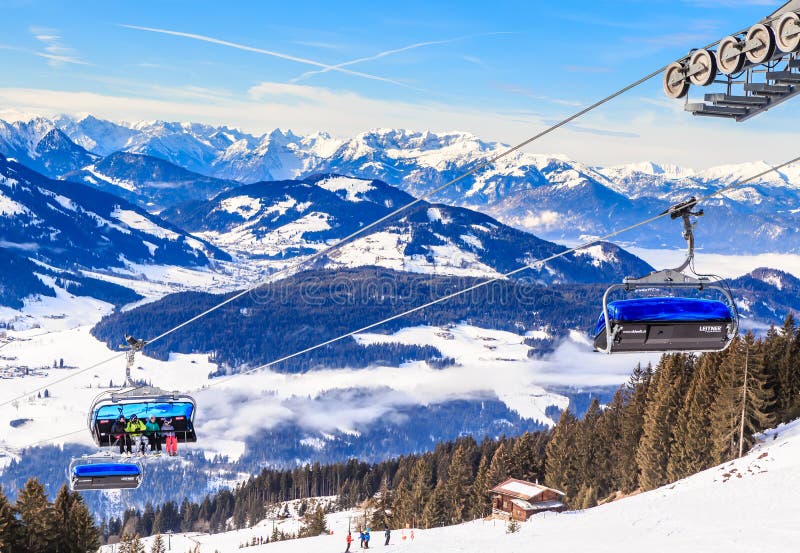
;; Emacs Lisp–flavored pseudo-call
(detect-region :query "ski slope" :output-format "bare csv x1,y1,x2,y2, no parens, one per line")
100,418,800,552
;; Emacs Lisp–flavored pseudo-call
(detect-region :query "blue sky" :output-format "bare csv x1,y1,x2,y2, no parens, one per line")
0,0,795,166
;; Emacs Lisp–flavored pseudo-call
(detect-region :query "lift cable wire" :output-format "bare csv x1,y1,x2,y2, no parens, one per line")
0,58,682,410
11,154,800,452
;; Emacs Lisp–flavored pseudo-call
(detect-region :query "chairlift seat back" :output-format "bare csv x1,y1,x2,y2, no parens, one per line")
70,461,143,491
594,297,734,353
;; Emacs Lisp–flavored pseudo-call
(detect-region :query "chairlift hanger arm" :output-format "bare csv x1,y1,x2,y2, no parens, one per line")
124,335,147,386
629,197,705,283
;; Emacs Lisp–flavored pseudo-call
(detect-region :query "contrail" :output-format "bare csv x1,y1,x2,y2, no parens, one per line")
290,32,515,83
119,24,417,89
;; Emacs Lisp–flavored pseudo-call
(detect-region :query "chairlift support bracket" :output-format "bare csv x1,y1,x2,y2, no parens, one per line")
664,1,800,121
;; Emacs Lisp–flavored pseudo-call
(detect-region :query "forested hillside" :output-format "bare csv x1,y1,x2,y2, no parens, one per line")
92,268,604,370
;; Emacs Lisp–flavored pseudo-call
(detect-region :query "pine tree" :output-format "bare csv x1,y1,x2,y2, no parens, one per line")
468,453,491,520
68,493,101,553
636,355,691,491
443,441,474,523
16,478,58,553
544,409,579,500
390,478,413,528
668,354,718,481
711,335,774,463
615,364,652,493
53,484,74,553
119,533,146,553
408,457,433,527
370,477,393,528
576,398,608,496
485,442,511,491
0,485,22,552
137,503,155,537
770,316,800,422
300,506,327,537
422,481,449,528
509,432,546,483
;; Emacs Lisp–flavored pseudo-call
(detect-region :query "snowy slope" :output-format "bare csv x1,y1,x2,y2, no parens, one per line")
100,418,800,552
160,173,652,283
0,154,226,269
63,151,238,211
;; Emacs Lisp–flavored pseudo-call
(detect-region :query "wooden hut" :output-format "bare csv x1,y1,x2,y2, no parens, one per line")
488,478,566,521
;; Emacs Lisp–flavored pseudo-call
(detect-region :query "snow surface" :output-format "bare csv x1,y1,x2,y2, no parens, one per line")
0,193,28,216
493,480,551,498
218,196,264,218
316,176,375,202
574,244,616,268
111,208,180,240
99,418,800,553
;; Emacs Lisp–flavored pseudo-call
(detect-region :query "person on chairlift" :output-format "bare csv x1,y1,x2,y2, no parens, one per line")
162,417,178,456
111,415,131,455
146,415,162,454
126,414,147,456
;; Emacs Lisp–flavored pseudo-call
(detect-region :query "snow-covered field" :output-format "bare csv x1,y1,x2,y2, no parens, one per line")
99,418,800,553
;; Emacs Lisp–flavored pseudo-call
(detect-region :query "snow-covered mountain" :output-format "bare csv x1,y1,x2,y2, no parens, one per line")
0,153,231,307
0,119,99,178
0,154,226,269
1,116,798,254
0,116,788,253
160,173,652,283
63,151,237,211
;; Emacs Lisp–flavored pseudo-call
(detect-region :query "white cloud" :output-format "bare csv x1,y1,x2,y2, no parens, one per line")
29,26,87,66
520,210,560,231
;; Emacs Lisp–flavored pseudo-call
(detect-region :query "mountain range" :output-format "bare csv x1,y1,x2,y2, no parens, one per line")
160,173,649,283
0,116,797,253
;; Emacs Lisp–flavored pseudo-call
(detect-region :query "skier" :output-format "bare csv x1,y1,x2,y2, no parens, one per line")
359,529,365,549
111,415,131,455
364,528,370,549
384,526,390,546
162,418,178,456
345,531,353,552
126,414,147,456
146,415,162,454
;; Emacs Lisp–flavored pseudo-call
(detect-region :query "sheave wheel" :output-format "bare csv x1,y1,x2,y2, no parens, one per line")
663,62,689,99
689,49,717,86
745,23,776,64
774,11,800,53
717,36,745,74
